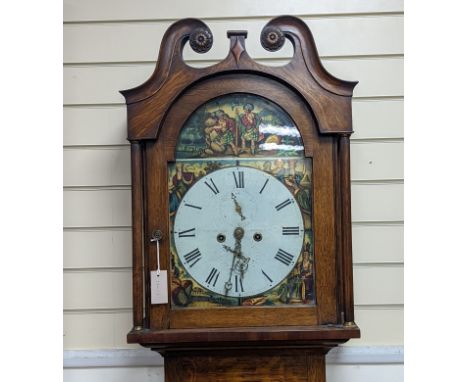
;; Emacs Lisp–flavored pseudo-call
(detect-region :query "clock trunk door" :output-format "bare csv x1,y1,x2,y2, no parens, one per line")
145,75,338,329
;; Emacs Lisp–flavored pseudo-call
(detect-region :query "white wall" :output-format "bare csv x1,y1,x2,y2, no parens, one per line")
63,0,404,380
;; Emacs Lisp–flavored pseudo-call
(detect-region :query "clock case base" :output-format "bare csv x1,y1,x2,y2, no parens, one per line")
129,325,359,381
127,325,360,350
164,349,329,382
127,325,360,382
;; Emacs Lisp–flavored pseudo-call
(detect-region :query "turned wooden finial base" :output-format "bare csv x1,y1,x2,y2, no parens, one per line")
163,348,328,382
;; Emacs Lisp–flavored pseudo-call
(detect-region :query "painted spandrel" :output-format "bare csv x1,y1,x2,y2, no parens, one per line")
168,158,315,309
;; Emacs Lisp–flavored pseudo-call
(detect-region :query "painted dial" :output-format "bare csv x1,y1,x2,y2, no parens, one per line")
173,166,305,298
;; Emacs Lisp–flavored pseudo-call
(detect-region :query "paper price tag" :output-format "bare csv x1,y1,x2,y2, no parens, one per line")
150,270,168,304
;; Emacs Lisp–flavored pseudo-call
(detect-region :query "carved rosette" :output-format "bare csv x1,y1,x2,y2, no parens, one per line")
189,27,213,53
261,26,285,52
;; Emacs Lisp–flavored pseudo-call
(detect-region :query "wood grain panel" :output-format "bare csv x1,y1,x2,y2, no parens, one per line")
164,351,322,381
169,306,318,329
64,16,403,63
63,58,402,105
64,0,404,22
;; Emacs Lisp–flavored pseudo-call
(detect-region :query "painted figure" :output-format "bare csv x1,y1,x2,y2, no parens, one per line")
299,242,315,303
236,103,262,155
204,110,238,156
169,163,194,217
175,94,305,158
283,160,312,215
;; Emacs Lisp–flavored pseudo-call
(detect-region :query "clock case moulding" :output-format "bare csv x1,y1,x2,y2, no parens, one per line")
120,16,360,356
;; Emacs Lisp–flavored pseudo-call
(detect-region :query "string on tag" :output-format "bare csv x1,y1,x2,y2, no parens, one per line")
156,238,161,276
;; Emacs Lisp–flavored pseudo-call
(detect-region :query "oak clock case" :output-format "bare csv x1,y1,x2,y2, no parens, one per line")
120,16,360,382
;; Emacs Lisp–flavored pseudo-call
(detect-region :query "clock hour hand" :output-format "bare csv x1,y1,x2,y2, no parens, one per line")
231,193,246,221
222,227,245,259
223,244,250,273
223,243,238,294
222,244,236,255
223,227,249,294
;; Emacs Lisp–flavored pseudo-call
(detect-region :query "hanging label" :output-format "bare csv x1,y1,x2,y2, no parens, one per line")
150,270,168,304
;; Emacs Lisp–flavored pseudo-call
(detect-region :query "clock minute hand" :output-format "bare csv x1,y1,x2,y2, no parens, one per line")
231,193,246,221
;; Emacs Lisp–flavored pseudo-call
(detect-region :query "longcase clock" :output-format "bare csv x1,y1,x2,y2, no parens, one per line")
120,16,360,382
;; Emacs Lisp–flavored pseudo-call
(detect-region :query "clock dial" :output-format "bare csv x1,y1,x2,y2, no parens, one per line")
173,166,305,298
169,94,315,308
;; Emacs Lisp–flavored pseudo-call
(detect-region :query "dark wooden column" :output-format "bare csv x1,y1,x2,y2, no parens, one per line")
130,141,144,329
339,134,355,325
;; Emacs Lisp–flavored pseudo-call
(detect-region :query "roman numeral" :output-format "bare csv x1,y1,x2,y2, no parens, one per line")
275,198,293,211
204,178,219,195
233,171,245,188
274,249,294,266
205,267,220,286
235,275,244,293
184,202,202,210
282,226,300,235
183,248,202,267
261,269,273,283
178,228,196,238
259,179,269,194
